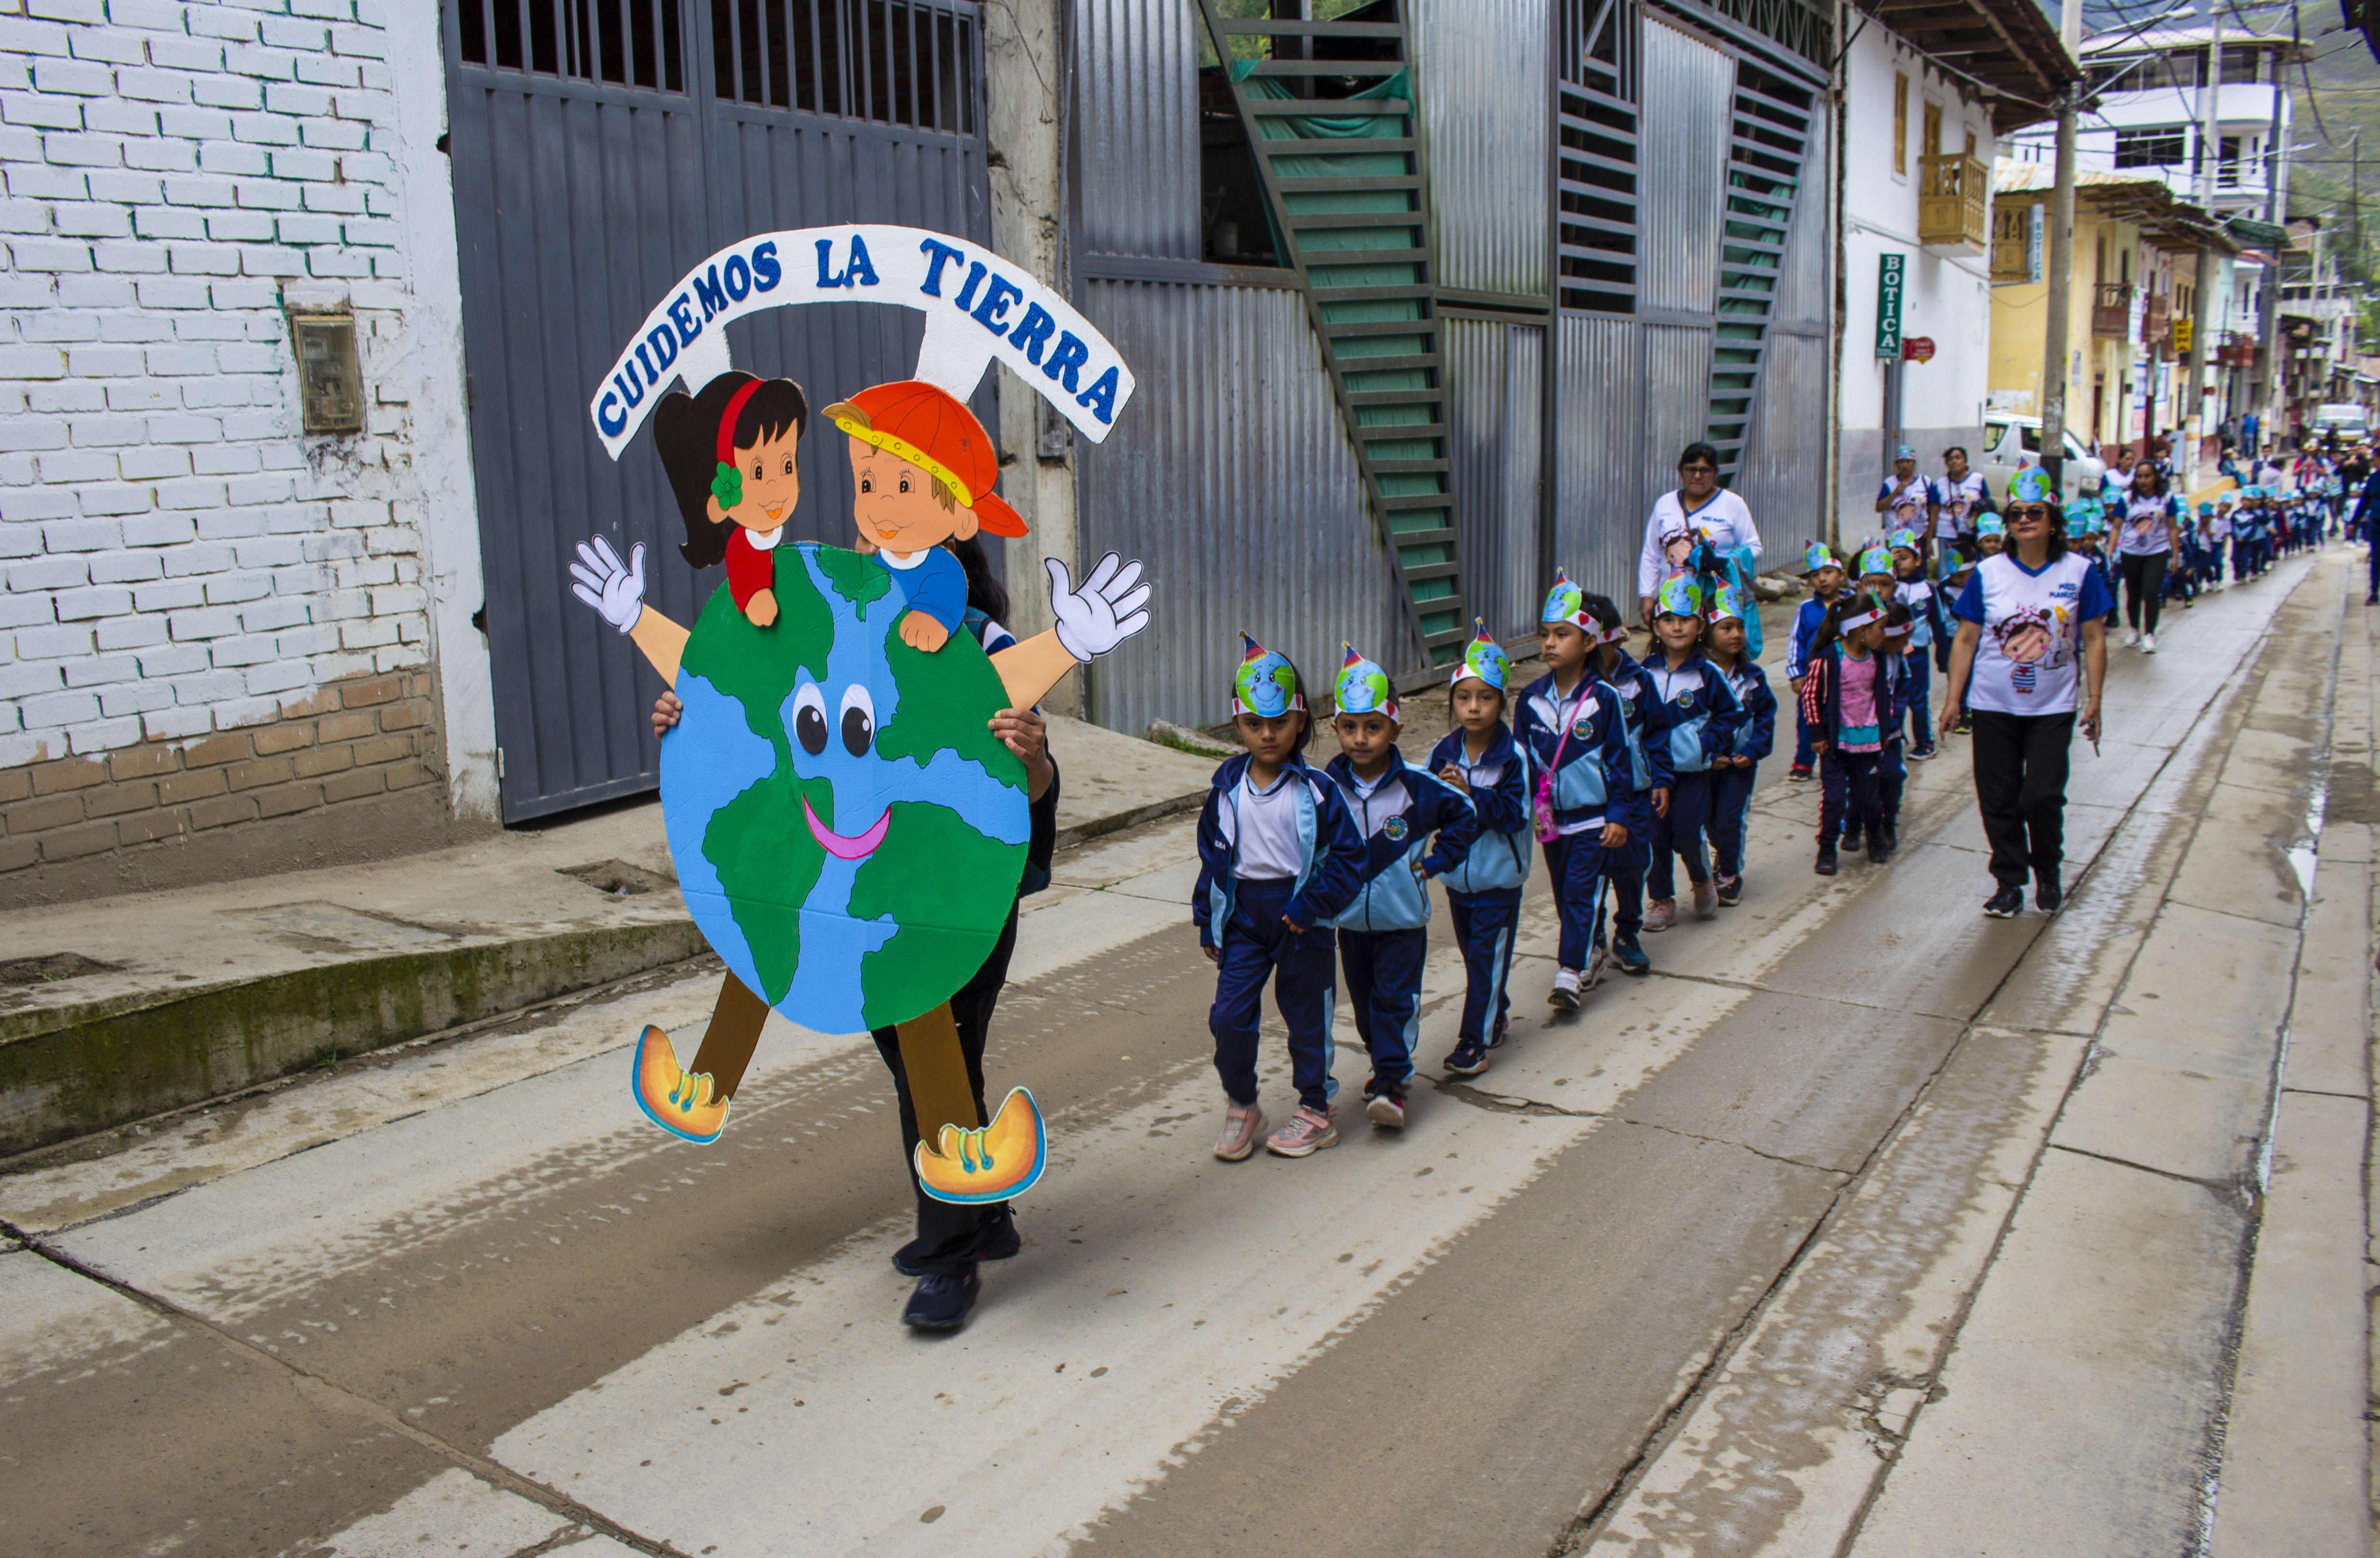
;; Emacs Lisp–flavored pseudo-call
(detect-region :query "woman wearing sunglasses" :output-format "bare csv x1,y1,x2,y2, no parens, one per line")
1937,473,2113,918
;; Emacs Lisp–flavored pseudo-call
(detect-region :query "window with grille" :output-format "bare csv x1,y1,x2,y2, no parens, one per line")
711,0,978,136
456,0,688,91
2114,129,2186,169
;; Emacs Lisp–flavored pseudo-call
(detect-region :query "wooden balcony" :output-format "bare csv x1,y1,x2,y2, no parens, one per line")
2144,292,2171,347
1918,153,1989,253
2092,283,2134,339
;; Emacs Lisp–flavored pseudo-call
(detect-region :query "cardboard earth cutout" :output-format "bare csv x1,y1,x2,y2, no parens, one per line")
569,227,1150,1207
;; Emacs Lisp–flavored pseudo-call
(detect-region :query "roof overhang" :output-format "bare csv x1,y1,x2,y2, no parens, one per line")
1858,0,2082,132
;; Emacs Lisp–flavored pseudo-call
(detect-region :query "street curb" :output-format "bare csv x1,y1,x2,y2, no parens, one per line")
0,919,709,1158
1050,787,1210,852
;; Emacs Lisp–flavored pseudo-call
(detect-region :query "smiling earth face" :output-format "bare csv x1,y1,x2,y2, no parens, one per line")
661,543,1030,1034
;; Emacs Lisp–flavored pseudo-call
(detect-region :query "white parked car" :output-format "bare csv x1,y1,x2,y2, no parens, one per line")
1978,414,2108,502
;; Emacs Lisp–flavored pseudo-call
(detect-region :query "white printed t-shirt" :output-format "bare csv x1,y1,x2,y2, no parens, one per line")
1950,552,2115,716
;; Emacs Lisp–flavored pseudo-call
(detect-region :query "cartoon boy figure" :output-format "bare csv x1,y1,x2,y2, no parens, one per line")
825,380,1028,653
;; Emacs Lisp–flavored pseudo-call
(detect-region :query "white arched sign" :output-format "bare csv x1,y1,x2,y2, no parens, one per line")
587,224,1135,460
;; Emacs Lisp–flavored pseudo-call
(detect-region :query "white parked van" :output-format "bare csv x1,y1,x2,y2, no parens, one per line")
2310,403,2371,440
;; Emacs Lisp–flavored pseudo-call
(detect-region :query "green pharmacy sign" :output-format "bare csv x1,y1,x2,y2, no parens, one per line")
1875,253,1905,359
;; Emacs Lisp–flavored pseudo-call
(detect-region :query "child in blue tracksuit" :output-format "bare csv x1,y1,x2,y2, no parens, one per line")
1518,574,1644,1009
1194,635,1364,1163
1431,623,1532,1079
1593,621,1674,973
1642,572,1743,929
1888,530,1946,757
1323,643,1477,1130
1787,542,1849,778
1701,583,1773,903
1798,588,1899,872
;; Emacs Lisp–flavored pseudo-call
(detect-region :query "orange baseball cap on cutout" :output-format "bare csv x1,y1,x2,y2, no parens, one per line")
823,380,1026,537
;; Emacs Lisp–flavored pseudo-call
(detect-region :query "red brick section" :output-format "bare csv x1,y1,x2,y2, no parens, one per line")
0,671,445,877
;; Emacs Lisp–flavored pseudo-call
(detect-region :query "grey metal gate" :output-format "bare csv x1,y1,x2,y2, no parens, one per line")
445,0,989,822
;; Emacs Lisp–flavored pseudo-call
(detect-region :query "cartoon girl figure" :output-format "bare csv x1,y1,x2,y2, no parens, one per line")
1993,604,2060,696
653,371,809,628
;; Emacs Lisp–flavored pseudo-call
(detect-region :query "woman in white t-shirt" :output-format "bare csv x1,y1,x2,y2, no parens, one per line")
1939,485,2112,919
1637,441,1761,624
2116,466,2182,650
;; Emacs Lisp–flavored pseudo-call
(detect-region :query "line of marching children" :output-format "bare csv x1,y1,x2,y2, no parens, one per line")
1190,570,1775,1161
1785,532,1945,874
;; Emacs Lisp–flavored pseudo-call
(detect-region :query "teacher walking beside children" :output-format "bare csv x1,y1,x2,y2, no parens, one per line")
1936,473,2112,920
1638,441,1763,626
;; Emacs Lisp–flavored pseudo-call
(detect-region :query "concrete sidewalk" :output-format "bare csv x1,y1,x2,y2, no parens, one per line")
0,714,1219,1158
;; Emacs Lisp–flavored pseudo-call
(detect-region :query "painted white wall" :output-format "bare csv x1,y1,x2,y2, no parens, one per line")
0,0,495,823
385,1,494,822
1836,26,1996,522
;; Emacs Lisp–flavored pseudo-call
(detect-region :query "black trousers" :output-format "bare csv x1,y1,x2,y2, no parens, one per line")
2120,550,2168,633
868,903,1022,1277
1969,710,2074,888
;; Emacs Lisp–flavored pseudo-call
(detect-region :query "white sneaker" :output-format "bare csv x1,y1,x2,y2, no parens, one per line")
1548,968,1582,1009
2142,631,2157,653
1582,942,1612,991
2124,629,2141,647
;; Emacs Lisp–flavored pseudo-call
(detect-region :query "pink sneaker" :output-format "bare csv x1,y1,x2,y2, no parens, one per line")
1692,879,1719,920
1266,1105,1339,1158
1213,1101,1265,1161
1642,897,1678,933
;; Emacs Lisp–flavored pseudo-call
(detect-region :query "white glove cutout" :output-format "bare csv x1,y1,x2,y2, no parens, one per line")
570,536,647,635
1047,552,1152,662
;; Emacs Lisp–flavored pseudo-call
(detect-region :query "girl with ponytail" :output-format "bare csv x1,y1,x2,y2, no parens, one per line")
651,371,811,627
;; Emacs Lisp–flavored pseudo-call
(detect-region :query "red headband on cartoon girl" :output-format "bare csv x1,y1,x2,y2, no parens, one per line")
716,379,763,466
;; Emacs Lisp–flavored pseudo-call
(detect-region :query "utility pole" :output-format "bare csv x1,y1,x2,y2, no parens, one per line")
2255,39,2286,451
2185,1,2219,484
2042,0,2082,490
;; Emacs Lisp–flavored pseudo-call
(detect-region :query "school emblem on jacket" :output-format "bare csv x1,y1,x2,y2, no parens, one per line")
1384,816,1410,842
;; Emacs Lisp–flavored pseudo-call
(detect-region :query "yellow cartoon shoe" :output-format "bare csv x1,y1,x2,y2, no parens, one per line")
914,1086,1047,1205
630,1024,731,1144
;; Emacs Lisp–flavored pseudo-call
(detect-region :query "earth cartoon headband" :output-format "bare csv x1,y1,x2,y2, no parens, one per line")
1838,605,1884,632
709,378,765,509
1707,583,1747,624
1232,633,1305,718
1803,542,1839,574
1654,573,1704,618
1542,569,1591,630
1887,528,1920,554
1858,546,1894,578
1976,516,2006,537
1451,618,1510,692
1335,644,1398,722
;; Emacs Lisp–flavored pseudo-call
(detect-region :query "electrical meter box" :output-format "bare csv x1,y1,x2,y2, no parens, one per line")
289,312,363,434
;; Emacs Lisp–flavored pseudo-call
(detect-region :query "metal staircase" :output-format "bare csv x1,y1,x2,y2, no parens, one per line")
1196,1,1467,667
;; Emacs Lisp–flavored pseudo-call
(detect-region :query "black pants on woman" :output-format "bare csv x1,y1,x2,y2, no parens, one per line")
869,904,1023,1277
1970,710,2074,888
2121,550,2168,634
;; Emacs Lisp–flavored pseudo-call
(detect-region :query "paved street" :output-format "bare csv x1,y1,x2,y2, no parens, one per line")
3,552,2370,1558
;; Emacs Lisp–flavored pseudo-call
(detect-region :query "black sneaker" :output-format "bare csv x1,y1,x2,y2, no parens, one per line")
1611,936,1651,974
1442,1038,1490,1076
1714,875,1743,907
2036,877,2063,915
1865,826,1891,864
1881,818,1900,852
902,1266,981,1330
1490,1014,1510,1047
1982,884,2024,918
892,1211,1019,1276
1815,840,1838,876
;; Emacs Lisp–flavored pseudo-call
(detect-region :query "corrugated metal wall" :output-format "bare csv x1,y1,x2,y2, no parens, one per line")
1072,0,1200,259
1553,313,1643,606
1413,0,1549,297
1635,19,1731,316
1444,317,1545,642
1643,321,1715,497
1734,329,1828,551
1075,281,1409,736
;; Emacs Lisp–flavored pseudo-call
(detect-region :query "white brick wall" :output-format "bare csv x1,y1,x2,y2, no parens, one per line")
0,0,457,772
